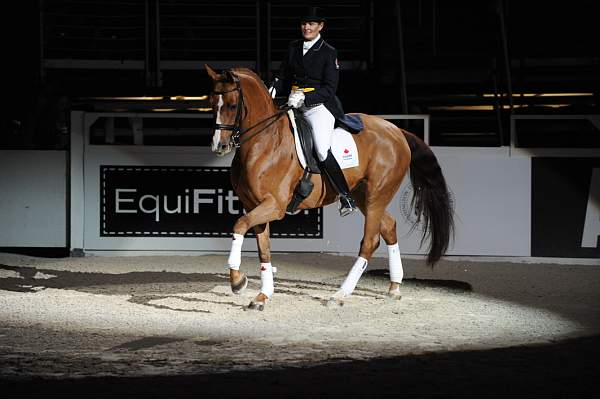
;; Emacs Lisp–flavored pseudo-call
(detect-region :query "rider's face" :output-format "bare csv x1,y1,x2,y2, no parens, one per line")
301,21,323,41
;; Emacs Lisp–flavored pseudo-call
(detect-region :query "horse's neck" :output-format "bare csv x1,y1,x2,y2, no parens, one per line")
244,104,278,131
239,87,283,153
238,73,277,125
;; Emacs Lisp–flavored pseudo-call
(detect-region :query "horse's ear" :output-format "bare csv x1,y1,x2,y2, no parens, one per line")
223,69,235,83
205,64,219,81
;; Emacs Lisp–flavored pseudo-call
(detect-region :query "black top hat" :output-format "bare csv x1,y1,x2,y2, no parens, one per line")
301,6,326,23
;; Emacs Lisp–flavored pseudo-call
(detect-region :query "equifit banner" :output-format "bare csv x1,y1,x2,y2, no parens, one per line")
100,166,322,238
531,158,600,258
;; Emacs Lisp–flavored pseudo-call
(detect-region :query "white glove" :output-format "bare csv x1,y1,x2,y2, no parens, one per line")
287,91,305,108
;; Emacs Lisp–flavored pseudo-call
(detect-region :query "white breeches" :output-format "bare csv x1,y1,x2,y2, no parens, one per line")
302,104,335,162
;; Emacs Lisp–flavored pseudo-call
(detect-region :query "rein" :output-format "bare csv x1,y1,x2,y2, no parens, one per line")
212,69,289,148
236,107,289,147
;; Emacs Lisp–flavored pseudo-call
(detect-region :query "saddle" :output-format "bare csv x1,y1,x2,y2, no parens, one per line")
285,109,363,214
288,109,364,174
289,109,321,174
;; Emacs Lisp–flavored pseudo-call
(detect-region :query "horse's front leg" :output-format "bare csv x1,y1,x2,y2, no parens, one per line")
226,196,283,297
247,222,274,311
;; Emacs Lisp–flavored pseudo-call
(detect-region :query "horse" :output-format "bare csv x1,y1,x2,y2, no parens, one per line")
205,65,454,310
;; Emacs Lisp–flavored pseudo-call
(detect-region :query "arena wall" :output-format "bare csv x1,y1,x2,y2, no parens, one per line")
0,150,68,247
0,111,598,260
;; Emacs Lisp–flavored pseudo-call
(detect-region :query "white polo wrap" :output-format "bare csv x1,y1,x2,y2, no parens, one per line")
340,257,368,296
387,243,403,283
227,233,244,270
259,262,274,298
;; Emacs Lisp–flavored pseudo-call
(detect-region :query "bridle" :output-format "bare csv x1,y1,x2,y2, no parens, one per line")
212,72,245,146
212,70,288,148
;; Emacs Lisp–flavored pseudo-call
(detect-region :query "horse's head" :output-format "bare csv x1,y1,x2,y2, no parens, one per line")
206,64,243,156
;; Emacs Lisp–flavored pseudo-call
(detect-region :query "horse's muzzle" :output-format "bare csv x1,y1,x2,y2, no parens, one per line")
214,143,233,156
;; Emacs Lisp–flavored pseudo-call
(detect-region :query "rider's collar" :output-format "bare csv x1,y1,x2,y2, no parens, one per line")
303,34,321,50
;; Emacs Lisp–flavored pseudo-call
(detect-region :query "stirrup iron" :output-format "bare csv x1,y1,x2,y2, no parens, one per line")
339,195,357,217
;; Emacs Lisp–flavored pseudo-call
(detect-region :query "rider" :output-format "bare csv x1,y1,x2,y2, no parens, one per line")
269,6,357,217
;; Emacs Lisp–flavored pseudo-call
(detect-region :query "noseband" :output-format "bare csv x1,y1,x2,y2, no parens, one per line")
212,70,288,148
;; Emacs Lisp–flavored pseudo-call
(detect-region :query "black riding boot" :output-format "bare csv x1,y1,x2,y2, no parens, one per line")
320,150,357,217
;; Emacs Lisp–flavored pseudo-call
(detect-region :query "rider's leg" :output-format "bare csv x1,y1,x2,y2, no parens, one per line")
320,149,356,216
303,104,334,162
303,104,356,216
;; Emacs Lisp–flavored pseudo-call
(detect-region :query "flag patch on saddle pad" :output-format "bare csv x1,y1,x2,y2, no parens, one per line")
331,128,359,169
289,110,360,170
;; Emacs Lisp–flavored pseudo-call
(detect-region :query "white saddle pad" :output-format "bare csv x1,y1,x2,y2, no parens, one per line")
288,109,359,170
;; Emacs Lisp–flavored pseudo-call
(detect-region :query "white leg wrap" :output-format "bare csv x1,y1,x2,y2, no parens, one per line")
259,262,274,298
388,243,403,283
227,233,244,270
339,257,368,296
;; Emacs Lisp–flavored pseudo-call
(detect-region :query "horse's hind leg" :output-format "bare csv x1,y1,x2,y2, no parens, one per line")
328,191,389,305
248,222,274,311
380,212,403,299
329,189,403,303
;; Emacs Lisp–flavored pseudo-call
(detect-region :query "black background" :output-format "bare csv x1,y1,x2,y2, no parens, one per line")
531,158,600,258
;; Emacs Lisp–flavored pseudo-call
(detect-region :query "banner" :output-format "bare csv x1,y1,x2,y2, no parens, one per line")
100,166,322,238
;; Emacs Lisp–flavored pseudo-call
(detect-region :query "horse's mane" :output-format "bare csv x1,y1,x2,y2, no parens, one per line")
231,68,263,86
229,68,274,110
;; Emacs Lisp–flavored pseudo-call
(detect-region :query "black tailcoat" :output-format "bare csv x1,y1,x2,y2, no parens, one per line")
274,37,346,122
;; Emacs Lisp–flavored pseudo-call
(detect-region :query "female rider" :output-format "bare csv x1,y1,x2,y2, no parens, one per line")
270,7,357,217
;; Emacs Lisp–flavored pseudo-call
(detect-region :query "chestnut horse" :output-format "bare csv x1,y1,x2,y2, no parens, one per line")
206,65,453,309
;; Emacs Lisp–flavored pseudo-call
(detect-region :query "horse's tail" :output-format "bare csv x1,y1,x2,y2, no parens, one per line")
402,131,454,265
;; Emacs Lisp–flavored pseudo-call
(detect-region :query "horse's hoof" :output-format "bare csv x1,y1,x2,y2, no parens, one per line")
231,275,248,295
326,298,344,307
387,291,402,301
326,289,346,307
247,301,265,311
